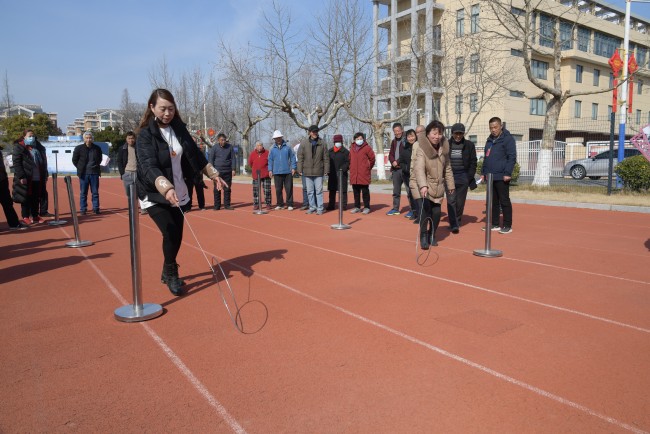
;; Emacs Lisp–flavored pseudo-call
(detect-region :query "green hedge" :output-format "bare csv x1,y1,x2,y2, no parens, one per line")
476,159,520,183
615,155,650,191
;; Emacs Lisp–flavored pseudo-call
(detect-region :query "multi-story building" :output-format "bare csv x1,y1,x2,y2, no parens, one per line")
0,104,58,128
372,0,650,146
66,108,123,136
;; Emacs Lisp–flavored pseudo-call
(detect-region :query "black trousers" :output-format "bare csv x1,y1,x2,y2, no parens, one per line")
446,183,469,228
351,184,370,209
0,179,20,227
391,170,403,210
491,180,512,228
273,174,293,207
21,180,42,219
147,203,188,265
186,179,206,209
213,171,232,208
419,199,442,236
40,182,49,214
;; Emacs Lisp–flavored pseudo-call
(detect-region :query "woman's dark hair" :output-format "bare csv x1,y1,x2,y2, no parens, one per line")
353,132,365,140
405,129,416,139
139,88,183,128
425,120,445,136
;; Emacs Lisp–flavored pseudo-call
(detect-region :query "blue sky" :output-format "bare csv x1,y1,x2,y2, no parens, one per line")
1,0,649,130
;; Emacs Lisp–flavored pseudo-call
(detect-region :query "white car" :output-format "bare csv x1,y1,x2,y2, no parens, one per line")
563,148,641,180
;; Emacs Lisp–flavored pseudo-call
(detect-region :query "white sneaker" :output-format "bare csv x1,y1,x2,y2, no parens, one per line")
362,208,370,214
350,208,361,214
287,206,294,211
274,206,283,211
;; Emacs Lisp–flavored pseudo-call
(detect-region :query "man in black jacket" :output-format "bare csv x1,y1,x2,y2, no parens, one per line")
446,123,477,233
0,150,28,230
326,134,349,211
208,133,235,210
72,131,103,215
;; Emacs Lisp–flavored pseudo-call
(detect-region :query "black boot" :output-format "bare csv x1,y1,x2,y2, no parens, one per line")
420,232,430,250
429,230,438,247
161,262,186,296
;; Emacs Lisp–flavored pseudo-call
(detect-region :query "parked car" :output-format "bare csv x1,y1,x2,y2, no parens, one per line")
563,148,641,180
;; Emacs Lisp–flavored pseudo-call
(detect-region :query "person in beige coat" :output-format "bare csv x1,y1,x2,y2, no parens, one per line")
412,120,455,249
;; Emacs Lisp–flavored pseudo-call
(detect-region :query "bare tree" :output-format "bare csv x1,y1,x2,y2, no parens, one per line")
120,88,145,132
148,55,175,91
484,0,623,186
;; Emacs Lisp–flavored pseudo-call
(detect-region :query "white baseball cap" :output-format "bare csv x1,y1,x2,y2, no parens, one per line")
272,130,283,139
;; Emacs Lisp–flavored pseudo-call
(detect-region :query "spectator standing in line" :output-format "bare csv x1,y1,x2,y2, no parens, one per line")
268,130,296,210
293,142,309,210
481,117,516,234
249,140,272,210
397,129,417,220
446,123,477,233
326,134,349,211
136,88,227,296
387,122,406,216
408,125,425,224
72,131,103,215
0,149,28,230
297,125,329,215
208,133,236,210
12,129,49,224
348,132,375,215
117,131,149,214
413,120,455,249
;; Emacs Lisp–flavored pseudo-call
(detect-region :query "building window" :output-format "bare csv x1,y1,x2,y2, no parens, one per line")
560,21,573,50
637,46,648,67
576,64,583,83
530,98,546,115
511,6,525,16
511,48,523,57
470,4,480,33
469,135,477,143
539,14,554,48
594,31,620,58
609,72,614,88
608,105,613,117
636,109,641,124
638,80,643,95
578,27,591,52
574,100,582,118
455,95,463,114
510,90,525,97
593,69,600,86
470,53,479,73
592,103,598,120
456,57,464,76
456,9,465,37
470,93,478,112
531,60,548,79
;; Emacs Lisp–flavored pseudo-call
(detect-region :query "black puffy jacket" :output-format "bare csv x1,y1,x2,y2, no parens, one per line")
136,117,208,205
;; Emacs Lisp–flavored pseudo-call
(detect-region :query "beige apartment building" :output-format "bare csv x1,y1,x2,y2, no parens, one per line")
66,108,123,136
372,0,650,147
0,104,58,129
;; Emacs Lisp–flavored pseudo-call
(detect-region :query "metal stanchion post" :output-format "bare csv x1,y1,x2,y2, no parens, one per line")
473,173,502,258
115,184,163,322
331,168,351,230
48,151,67,226
253,170,268,215
64,175,93,248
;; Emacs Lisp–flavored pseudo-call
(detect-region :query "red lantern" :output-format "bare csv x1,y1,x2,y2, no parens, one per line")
609,49,623,113
208,128,215,137
628,53,638,113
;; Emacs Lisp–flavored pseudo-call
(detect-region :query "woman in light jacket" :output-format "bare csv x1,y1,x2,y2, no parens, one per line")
412,120,455,249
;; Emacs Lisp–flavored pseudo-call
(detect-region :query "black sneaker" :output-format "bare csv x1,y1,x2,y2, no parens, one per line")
9,223,28,231
481,225,500,231
40,212,55,217
451,227,460,234
93,209,101,215
499,226,512,234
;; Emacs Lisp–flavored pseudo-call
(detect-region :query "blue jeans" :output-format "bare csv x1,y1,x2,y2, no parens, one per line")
304,176,323,212
79,174,100,212
301,175,308,205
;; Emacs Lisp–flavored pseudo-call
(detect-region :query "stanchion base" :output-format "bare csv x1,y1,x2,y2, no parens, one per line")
473,248,503,258
66,240,94,248
253,210,268,215
114,303,163,322
331,224,352,230
48,219,68,226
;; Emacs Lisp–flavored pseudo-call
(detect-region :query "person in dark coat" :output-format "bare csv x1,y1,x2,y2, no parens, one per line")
297,125,329,215
348,132,375,215
136,88,227,296
446,123,477,233
0,149,28,230
72,131,103,215
398,129,417,220
207,133,236,210
12,129,48,224
326,134,350,211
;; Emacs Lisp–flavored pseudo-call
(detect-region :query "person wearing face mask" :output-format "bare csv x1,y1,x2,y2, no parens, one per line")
136,88,228,296
12,129,49,225
348,132,375,215
413,120,455,249
297,125,329,215
326,134,350,211
72,131,103,215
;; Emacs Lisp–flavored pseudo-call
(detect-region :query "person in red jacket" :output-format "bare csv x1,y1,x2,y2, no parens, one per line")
249,140,272,210
348,132,375,215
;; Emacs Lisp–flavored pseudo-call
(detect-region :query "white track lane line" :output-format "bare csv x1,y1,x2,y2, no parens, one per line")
106,211,648,432
56,226,246,434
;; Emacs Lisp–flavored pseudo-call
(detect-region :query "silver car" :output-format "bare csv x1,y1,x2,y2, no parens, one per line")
563,148,641,180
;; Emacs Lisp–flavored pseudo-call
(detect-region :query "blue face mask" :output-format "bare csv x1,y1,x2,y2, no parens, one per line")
24,136,35,145
355,139,364,146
